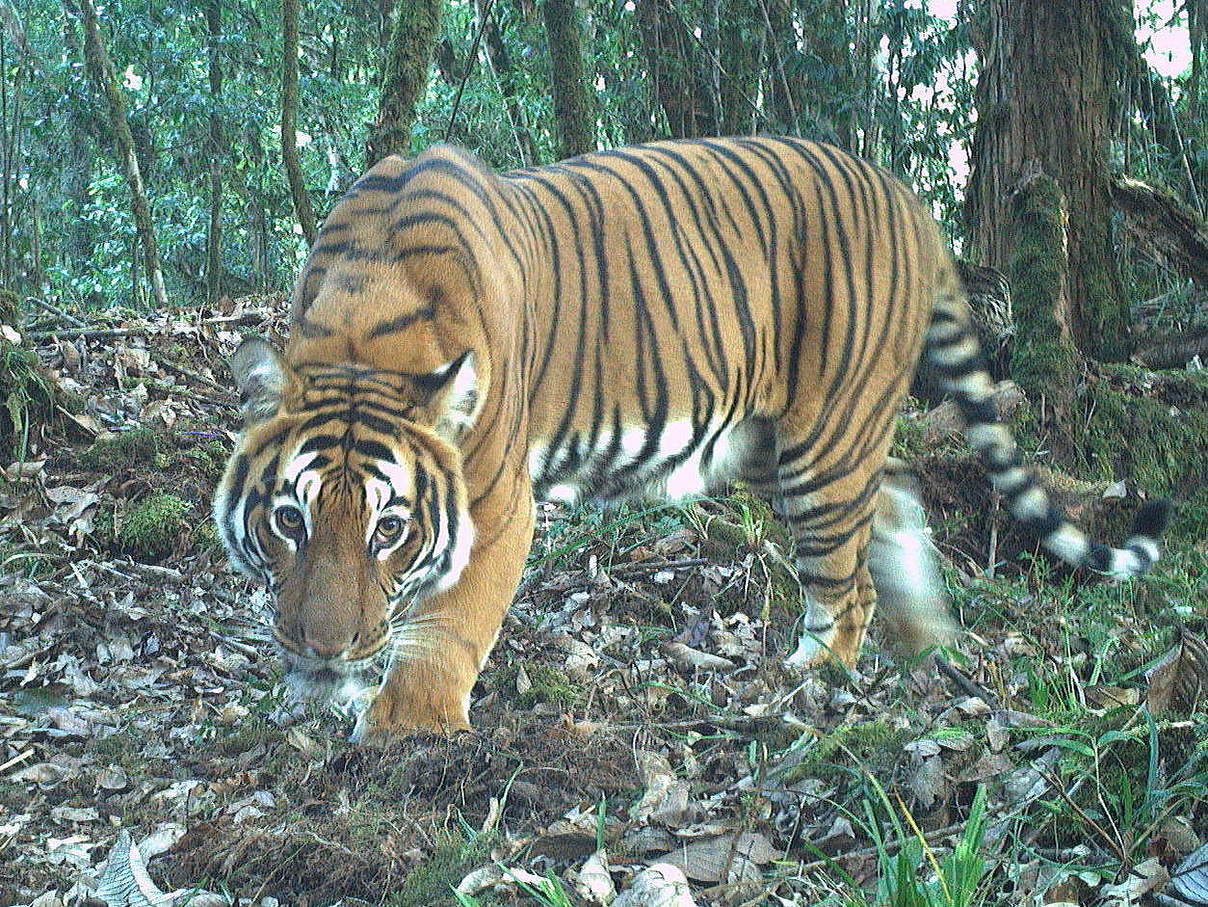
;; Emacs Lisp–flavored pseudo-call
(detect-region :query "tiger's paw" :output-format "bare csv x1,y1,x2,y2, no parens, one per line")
349,675,472,743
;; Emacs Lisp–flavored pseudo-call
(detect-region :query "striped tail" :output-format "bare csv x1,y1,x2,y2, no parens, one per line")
923,267,1172,579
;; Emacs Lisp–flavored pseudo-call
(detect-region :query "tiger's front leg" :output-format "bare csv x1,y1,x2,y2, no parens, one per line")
352,484,535,741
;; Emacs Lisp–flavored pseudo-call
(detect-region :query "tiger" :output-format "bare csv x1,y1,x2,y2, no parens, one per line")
213,136,1169,741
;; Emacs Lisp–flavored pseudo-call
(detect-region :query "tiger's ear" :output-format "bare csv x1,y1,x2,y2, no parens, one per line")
417,350,480,442
231,337,294,426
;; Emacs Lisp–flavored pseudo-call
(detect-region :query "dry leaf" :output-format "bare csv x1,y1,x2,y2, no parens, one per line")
457,864,559,898
574,850,616,905
95,829,180,906
1146,632,1208,715
613,863,698,907
662,640,735,671
1099,858,1168,905
657,831,776,883
1172,843,1208,905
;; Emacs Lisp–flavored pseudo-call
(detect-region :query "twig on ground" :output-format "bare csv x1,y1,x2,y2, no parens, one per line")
935,655,1002,708
154,354,231,396
26,297,88,329
27,326,148,341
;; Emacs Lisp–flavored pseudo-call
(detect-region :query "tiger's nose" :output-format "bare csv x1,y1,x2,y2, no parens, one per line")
302,631,359,659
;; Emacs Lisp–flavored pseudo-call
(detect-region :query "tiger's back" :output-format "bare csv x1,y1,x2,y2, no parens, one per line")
216,137,1167,738
509,138,943,512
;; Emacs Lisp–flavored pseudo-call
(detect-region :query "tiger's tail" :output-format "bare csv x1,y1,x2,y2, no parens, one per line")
923,265,1172,579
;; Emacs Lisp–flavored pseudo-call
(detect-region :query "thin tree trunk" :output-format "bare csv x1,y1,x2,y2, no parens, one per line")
965,0,1130,361
366,0,445,165
281,0,316,245
717,0,760,133
206,0,224,305
75,0,168,308
60,11,92,267
479,0,537,165
634,0,716,138
542,0,595,157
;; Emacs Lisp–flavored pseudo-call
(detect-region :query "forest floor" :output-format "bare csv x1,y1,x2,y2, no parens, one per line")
1,296,1206,907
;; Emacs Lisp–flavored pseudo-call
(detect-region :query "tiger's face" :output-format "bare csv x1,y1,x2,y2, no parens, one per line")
213,338,479,705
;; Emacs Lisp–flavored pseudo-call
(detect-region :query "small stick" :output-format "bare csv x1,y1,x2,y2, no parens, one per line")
935,655,1001,708
0,749,33,774
154,354,230,395
27,326,148,341
26,297,87,329
986,494,1000,578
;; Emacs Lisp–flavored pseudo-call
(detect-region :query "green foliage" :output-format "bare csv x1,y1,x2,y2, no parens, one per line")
3,345,65,459
0,339,57,459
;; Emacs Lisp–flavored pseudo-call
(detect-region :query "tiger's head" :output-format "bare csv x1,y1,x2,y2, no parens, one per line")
213,337,479,706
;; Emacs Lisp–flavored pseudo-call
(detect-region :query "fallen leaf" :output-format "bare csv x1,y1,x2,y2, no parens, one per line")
612,863,698,907
1171,842,1208,905
662,640,735,671
574,850,616,905
1146,632,1208,715
1099,857,1168,905
657,831,776,883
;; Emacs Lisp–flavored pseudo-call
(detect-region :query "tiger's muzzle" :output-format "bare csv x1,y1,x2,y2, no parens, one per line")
274,629,390,706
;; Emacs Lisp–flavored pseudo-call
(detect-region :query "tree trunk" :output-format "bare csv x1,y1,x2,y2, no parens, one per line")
281,0,317,245
965,0,1130,361
634,0,716,138
717,0,759,133
542,0,595,157
205,0,224,305
1007,168,1079,454
60,12,93,267
75,0,168,308
366,0,445,165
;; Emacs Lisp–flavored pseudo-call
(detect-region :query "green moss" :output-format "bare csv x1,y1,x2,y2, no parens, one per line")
386,835,495,907
0,288,19,324
117,492,190,560
1070,215,1130,361
782,719,913,786
80,428,167,473
1074,374,1208,543
517,663,585,708
179,438,230,483
1007,174,1079,412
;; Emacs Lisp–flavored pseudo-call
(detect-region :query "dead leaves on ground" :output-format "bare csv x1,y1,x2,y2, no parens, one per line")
2,296,1205,905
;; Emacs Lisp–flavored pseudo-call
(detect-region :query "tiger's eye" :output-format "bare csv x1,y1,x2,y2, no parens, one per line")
374,515,405,547
274,505,306,536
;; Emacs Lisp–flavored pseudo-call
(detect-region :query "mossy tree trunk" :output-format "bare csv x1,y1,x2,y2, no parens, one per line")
366,0,445,165
205,0,224,305
542,0,595,158
634,0,717,138
966,0,1131,362
1007,169,1080,453
75,0,168,309
281,0,317,245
